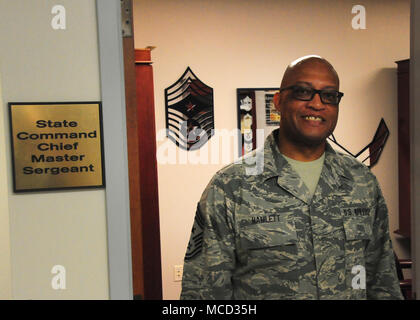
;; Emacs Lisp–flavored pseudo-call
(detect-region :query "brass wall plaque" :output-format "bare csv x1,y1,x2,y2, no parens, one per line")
9,102,105,192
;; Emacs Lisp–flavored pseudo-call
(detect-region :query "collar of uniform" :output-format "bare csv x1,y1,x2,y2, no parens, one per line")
259,129,285,181
323,142,354,182
260,129,353,183
260,130,312,203
258,130,354,204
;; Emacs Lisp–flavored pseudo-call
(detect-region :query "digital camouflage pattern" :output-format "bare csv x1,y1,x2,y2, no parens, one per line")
180,129,403,300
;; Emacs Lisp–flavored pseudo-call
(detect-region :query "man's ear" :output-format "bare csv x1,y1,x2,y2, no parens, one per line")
273,92,282,113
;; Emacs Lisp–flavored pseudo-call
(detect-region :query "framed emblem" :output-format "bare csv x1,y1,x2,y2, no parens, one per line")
328,118,389,168
236,88,279,157
265,93,280,125
165,67,214,151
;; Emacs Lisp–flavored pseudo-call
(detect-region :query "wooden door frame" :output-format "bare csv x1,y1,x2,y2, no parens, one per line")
123,34,145,299
121,0,162,300
411,0,420,300
96,0,133,300
96,0,163,300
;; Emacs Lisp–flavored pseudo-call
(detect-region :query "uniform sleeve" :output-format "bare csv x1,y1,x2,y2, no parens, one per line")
365,177,404,300
180,174,236,300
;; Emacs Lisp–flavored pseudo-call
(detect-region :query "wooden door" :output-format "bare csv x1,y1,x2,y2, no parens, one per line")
122,31,145,299
395,59,411,238
121,0,162,299
134,48,162,300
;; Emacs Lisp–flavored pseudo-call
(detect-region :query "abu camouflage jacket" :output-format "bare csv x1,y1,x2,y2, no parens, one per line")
180,129,403,300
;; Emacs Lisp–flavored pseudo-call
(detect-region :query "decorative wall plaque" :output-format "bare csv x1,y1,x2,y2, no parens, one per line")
237,88,278,156
9,102,105,192
328,118,389,168
265,93,280,125
164,67,214,151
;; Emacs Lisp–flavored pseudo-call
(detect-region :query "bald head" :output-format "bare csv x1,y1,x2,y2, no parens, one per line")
280,55,340,89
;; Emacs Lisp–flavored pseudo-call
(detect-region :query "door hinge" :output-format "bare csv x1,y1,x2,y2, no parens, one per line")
121,0,133,37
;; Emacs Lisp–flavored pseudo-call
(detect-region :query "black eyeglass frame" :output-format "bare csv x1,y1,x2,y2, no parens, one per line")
279,85,344,105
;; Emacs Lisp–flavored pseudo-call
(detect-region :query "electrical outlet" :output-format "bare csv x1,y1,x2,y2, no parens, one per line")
174,265,183,282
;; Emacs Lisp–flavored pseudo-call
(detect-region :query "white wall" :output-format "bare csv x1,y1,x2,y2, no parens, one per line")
0,74,12,299
134,0,410,299
0,0,109,299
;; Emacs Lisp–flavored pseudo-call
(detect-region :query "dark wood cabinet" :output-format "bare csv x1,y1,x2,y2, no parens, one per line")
395,59,411,238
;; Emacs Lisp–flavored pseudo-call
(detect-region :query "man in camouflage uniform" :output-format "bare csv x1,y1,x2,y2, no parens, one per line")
180,56,403,299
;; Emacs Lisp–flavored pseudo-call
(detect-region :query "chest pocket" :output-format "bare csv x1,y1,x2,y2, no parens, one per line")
342,212,372,264
341,207,373,297
238,220,298,269
234,219,299,299
341,209,373,241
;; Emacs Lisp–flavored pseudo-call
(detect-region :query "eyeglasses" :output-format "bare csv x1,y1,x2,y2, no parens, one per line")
279,85,344,105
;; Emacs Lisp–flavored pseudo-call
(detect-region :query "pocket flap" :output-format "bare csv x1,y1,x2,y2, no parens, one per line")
343,216,372,240
240,222,297,250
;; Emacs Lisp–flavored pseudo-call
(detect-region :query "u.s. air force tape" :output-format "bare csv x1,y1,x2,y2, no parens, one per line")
185,204,205,261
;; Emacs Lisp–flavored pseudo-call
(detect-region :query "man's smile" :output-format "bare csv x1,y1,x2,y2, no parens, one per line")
302,115,324,122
